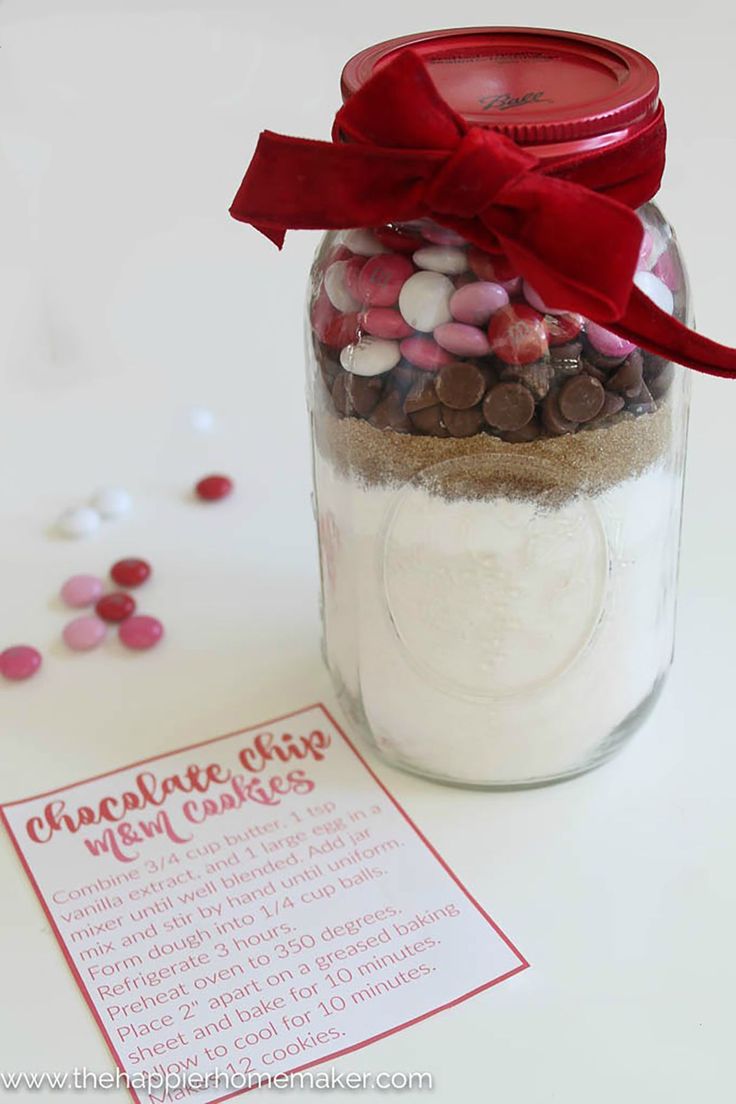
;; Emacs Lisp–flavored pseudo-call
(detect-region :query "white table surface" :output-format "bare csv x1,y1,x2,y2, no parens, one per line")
1,1,735,1101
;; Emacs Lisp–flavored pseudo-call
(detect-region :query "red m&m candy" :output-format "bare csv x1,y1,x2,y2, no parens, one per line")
195,474,233,502
488,304,548,366
96,592,136,622
111,558,151,588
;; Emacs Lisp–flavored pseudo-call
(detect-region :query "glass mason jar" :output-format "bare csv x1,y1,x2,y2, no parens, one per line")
307,30,691,788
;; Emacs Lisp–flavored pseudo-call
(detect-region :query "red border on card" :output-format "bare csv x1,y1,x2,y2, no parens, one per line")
0,703,529,1104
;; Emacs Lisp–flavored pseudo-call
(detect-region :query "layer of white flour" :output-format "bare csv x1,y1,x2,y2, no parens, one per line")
315,453,680,784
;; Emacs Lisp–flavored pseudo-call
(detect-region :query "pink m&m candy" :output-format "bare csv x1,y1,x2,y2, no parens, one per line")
63,616,107,652
0,645,42,682
433,322,490,357
359,308,413,340
450,281,509,325
523,281,566,315
119,615,164,651
399,335,455,371
586,323,636,359
60,574,104,608
357,254,414,307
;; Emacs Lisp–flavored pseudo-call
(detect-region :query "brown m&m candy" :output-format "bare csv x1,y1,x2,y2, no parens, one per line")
436,361,486,410
558,374,605,423
441,405,484,438
483,382,535,431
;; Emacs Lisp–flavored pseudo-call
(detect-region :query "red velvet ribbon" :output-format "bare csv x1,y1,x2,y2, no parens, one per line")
230,50,736,378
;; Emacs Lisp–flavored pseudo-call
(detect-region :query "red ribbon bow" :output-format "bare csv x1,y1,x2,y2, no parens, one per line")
230,50,736,379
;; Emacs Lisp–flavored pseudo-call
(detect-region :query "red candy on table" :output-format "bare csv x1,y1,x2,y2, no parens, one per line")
96,592,136,622
119,615,164,651
110,558,151,588
195,474,234,501
0,645,42,682
488,303,549,366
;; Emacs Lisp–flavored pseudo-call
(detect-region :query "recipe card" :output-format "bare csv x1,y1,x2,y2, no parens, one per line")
1,704,527,1103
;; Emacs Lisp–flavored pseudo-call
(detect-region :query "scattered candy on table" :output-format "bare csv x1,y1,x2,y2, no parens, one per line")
57,506,101,539
96,592,136,623
62,616,108,652
195,474,234,501
119,615,164,651
91,486,132,519
110,557,151,588
0,645,42,682
60,574,104,608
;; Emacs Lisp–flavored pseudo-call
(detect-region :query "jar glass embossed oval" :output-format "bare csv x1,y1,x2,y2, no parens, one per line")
307,29,691,787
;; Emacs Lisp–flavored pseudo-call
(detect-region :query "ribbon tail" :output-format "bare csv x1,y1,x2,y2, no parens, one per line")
230,130,445,244
612,287,736,379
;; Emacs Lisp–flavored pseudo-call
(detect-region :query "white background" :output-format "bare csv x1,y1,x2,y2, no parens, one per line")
1,1,734,1101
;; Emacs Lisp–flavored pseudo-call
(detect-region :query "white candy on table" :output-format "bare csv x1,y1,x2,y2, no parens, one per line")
412,245,469,275
341,229,387,256
91,486,132,519
56,506,101,539
634,270,674,314
324,260,361,313
339,336,401,377
398,270,454,332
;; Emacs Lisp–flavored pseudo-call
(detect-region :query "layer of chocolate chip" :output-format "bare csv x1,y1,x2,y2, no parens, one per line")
597,390,626,419
580,357,607,383
441,405,484,438
403,375,439,414
332,373,354,416
607,350,644,396
370,389,413,433
542,391,579,436
558,374,605,423
501,359,555,400
582,339,628,369
409,404,449,436
627,383,656,415
549,338,583,361
391,361,420,395
346,372,384,417
436,361,487,410
502,416,541,443
321,357,341,389
483,382,536,431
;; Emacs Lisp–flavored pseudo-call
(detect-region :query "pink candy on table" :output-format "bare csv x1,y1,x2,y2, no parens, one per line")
585,322,637,359
60,574,104,608
400,335,455,371
119,615,164,651
450,281,509,325
357,254,414,307
0,645,42,681
63,616,107,652
433,322,491,357
359,308,413,340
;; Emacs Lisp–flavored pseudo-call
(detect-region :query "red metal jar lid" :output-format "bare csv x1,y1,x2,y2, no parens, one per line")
341,27,660,157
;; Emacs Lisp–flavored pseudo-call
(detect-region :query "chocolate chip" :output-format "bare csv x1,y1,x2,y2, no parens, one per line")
541,391,578,436
482,382,535,431
502,416,541,443
409,404,449,436
558,374,605,423
607,350,644,396
345,372,384,416
403,375,439,414
582,339,628,369
501,358,554,400
549,339,583,362
599,390,625,419
370,389,413,433
441,405,484,437
436,361,487,410
580,357,607,383
648,363,674,399
390,361,420,394
320,356,341,389
332,372,354,416
627,383,656,415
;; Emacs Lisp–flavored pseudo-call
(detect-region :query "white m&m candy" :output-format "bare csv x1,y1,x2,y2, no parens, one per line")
341,229,387,256
56,506,101,539
398,270,454,332
413,246,469,276
324,260,361,313
340,337,401,377
91,486,131,519
634,270,674,315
